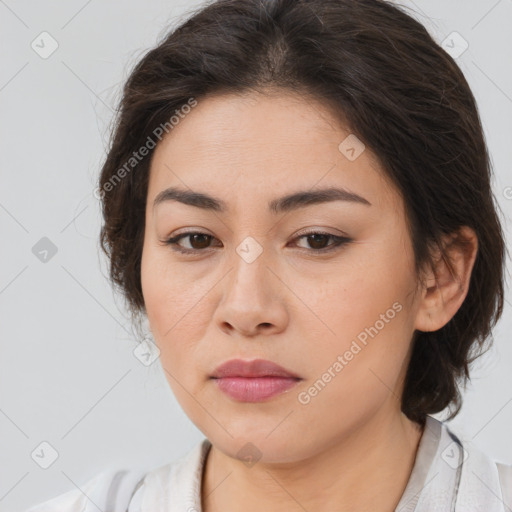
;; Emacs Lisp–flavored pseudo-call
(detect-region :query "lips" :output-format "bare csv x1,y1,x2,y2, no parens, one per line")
210,358,302,402
210,358,301,379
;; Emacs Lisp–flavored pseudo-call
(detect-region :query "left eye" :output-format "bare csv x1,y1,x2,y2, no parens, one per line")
295,232,348,251
162,231,351,254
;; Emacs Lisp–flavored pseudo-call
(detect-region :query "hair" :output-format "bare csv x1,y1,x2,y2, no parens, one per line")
98,0,507,425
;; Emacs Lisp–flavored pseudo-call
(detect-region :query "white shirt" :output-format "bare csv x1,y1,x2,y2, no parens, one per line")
25,415,512,512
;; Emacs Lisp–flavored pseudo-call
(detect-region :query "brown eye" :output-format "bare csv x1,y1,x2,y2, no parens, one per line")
163,232,218,253
163,230,351,256
186,233,212,249
293,231,351,252
303,233,331,250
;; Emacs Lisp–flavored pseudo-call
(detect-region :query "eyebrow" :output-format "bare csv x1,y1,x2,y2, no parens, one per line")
153,186,371,214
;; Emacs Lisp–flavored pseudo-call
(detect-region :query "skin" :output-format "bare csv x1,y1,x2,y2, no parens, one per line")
140,89,478,512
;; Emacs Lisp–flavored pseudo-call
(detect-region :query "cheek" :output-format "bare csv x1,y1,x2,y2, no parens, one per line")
296,262,407,343
142,245,197,329
296,249,415,388
141,249,201,373
295,297,412,432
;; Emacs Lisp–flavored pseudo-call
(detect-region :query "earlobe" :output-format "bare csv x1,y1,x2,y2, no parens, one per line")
413,226,478,333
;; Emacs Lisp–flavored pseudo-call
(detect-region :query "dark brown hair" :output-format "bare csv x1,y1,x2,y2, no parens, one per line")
98,0,506,425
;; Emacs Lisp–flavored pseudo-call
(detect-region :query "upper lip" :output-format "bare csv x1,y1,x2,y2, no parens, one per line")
211,358,301,379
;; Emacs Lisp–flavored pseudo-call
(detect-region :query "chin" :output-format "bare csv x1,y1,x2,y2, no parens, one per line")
207,426,315,465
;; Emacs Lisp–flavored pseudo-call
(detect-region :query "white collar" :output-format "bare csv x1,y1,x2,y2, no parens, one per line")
139,415,509,512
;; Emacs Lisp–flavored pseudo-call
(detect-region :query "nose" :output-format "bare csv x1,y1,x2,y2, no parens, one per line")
212,247,289,338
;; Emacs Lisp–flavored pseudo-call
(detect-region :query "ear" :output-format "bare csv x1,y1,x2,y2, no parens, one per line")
414,226,478,333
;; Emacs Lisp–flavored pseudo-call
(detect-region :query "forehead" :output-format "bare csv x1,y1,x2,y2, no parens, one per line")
153,90,355,160
147,90,400,215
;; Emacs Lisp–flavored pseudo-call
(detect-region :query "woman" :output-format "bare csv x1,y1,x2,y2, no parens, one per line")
26,0,512,510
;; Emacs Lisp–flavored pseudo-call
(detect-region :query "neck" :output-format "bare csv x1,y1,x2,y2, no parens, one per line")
201,409,425,512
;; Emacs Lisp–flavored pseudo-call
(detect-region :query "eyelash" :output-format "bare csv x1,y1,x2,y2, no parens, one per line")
162,230,352,255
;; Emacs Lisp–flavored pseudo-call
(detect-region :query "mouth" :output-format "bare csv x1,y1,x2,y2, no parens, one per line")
212,376,301,402
210,358,302,402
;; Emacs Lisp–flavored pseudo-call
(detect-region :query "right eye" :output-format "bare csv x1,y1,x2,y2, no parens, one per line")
162,232,221,254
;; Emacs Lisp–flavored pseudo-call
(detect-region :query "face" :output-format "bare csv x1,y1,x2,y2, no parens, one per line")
140,90,425,463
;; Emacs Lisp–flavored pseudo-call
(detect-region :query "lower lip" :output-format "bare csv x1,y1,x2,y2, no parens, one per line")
212,376,301,402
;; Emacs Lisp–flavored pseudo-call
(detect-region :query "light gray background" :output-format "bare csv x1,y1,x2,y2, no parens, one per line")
1,1,511,510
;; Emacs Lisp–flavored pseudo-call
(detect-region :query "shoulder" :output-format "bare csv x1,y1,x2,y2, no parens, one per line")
132,438,212,511
24,439,211,512
496,461,512,510
24,468,147,512
439,418,512,510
